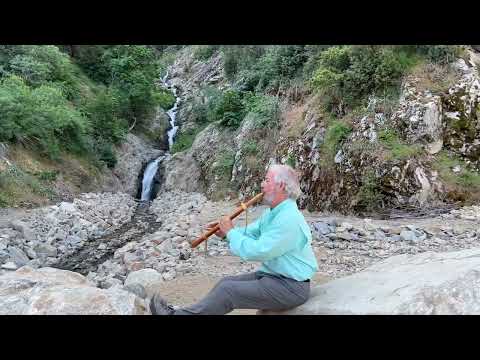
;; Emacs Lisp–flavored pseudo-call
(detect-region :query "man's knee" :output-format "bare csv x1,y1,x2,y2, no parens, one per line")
214,280,243,307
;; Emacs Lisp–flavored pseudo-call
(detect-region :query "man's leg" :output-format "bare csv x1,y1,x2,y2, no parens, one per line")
173,274,309,315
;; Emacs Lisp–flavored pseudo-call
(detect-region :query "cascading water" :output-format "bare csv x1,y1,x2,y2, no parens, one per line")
140,157,162,201
139,71,180,201
164,72,181,149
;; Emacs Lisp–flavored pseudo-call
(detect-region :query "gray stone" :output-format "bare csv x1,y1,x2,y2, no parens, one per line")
0,250,9,263
124,269,164,298
162,270,176,281
0,267,147,315
1,261,18,270
374,230,386,241
34,244,57,258
259,247,480,315
312,222,332,235
8,246,29,266
336,232,356,241
66,235,82,245
25,248,37,259
9,221,35,242
400,230,417,242
156,239,173,253
123,283,147,299
391,235,403,242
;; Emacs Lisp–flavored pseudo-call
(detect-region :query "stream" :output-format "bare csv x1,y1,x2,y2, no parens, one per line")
53,72,181,275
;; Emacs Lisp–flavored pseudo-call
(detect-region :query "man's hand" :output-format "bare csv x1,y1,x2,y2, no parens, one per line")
206,216,233,239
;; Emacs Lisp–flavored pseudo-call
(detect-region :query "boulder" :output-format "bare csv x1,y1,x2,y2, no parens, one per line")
258,247,480,315
0,266,147,315
124,269,164,298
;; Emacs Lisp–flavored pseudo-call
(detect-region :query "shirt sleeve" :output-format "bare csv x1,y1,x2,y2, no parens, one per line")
241,215,262,238
227,214,300,262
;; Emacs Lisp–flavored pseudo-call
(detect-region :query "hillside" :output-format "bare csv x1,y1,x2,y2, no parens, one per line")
162,45,480,216
0,45,173,208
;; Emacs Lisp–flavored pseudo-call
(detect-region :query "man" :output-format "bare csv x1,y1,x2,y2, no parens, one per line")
149,164,319,315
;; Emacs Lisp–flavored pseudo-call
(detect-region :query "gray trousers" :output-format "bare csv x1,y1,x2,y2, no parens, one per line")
173,271,310,315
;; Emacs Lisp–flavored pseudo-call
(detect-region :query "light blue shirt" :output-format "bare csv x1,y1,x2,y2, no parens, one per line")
226,198,319,281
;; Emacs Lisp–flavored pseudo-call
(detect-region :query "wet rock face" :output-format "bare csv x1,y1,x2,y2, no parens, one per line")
106,133,164,196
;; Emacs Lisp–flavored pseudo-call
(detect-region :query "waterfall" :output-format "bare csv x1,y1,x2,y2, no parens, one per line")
140,157,161,201
163,72,181,149
139,70,180,201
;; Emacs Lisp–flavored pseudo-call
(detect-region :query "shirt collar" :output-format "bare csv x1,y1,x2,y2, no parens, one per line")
270,198,295,216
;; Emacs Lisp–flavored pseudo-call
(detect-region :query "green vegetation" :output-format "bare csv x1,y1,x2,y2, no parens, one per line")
214,151,235,178
378,128,423,160
193,45,219,61
242,140,259,155
310,46,420,113
433,151,480,189
356,170,384,212
320,119,352,164
0,45,167,168
170,124,209,154
286,154,296,168
203,89,246,128
0,165,54,207
242,93,280,128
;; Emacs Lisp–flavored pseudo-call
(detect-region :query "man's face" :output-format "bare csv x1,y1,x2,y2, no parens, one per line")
261,170,280,205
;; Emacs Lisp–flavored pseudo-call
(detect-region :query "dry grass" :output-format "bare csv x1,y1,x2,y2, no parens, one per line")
1,144,103,207
409,62,461,95
281,103,308,139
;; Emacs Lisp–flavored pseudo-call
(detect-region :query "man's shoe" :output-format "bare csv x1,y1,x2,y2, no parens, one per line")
149,293,175,315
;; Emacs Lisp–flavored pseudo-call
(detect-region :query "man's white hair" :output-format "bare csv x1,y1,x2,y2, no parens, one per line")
268,164,302,200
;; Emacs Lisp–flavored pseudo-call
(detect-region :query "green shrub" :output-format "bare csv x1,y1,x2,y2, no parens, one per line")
221,46,266,82
378,128,423,160
242,140,258,155
192,101,208,124
85,87,127,144
286,154,296,168
415,45,461,64
318,119,352,166
36,170,58,182
0,165,53,206
356,170,384,211
194,45,219,61
0,75,88,159
93,140,117,168
214,151,235,177
242,92,280,128
323,120,352,154
154,87,175,110
170,124,208,154
91,45,161,126
310,46,420,112
433,151,480,190
227,46,307,92
209,89,246,128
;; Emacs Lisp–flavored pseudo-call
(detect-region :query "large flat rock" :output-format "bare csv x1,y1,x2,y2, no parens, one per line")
259,247,480,315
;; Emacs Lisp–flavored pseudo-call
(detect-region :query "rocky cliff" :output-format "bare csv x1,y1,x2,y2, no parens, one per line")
162,46,480,214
